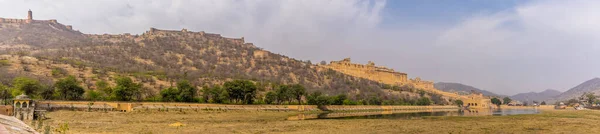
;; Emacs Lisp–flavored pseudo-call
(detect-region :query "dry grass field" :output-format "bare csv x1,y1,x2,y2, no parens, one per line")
42,109,600,134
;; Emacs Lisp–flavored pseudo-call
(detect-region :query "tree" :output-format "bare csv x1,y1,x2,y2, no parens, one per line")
55,76,85,100
264,91,277,104
416,97,431,106
290,84,306,104
454,100,464,107
12,77,42,97
584,92,597,105
491,98,502,107
0,83,10,105
275,85,293,104
307,91,332,106
177,80,197,102
113,76,142,101
160,87,180,102
223,80,257,104
503,97,512,104
320,61,327,65
540,101,546,105
95,80,112,97
85,90,102,101
332,94,347,105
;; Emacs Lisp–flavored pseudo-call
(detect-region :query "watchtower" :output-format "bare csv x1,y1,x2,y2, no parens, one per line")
26,9,33,23
13,94,34,120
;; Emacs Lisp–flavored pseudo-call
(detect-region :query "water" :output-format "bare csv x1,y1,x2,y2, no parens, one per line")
287,109,540,120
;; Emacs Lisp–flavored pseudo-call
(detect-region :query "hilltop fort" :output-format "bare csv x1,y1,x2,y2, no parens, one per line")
0,10,73,30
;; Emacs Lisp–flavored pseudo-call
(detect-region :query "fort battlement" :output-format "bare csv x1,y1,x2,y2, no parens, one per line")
323,58,458,97
144,27,246,44
325,58,408,84
0,10,74,32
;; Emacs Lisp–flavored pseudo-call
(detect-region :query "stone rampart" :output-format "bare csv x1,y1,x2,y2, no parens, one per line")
323,58,461,98
324,58,408,85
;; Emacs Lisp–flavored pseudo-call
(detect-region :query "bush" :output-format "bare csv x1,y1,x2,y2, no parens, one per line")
223,80,257,104
160,87,180,102
55,76,85,100
12,77,42,97
113,76,141,101
416,97,431,106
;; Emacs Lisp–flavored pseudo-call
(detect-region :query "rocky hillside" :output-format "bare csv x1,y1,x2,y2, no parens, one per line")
0,20,403,100
550,78,600,103
510,89,561,103
434,82,501,97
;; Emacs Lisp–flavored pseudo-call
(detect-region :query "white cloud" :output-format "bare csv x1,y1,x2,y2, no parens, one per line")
432,0,600,95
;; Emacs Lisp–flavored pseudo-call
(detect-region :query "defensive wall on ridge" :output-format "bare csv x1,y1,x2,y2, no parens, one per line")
322,58,458,98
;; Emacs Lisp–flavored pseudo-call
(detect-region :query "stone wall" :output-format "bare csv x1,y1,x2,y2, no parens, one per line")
325,58,408,85
322,58,463,99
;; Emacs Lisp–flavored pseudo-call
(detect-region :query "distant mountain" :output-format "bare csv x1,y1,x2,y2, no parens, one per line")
550,78,600,103
510,89,561,103
434,82,502,97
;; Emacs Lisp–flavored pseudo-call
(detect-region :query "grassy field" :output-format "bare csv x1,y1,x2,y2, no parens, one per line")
41,109,600,134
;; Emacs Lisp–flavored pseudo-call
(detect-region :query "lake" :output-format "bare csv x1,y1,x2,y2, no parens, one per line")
288,108,541,120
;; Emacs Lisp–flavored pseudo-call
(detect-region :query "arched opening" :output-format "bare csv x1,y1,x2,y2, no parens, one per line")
15,102,21,108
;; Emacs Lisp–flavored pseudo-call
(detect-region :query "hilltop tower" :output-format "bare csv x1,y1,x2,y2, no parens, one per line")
26,9,32,23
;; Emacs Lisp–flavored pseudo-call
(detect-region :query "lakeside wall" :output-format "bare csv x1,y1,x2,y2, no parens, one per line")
36,101,459,112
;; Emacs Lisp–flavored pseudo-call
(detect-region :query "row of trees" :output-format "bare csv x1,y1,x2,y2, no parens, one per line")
0,75,440,106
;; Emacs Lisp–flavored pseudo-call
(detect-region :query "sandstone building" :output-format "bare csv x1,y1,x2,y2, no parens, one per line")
323,58,491,108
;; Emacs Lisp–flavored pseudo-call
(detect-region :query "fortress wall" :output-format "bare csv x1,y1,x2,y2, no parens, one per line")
327,61,408,84
0,18,28,23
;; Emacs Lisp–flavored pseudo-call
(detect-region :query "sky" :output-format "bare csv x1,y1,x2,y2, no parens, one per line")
0,0,599,95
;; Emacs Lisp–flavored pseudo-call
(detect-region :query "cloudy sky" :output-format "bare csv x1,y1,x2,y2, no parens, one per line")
1,0,599,95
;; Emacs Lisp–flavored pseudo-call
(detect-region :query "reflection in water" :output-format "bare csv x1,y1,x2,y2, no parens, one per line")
287,109,540,120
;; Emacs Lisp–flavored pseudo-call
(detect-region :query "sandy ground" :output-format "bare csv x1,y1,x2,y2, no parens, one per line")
42,109,600,134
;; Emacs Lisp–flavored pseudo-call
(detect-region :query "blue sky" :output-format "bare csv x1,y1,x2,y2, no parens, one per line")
0,0,599,96
382,0,525,27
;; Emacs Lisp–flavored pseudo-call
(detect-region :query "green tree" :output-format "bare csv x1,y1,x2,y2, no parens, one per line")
416,97,431,106
55,76,85,100
12,77,42,97
0,83,10,105
491,98,502,106
223,80,257,104
264,91,277,104
454,100,464,107
113,76,141,101
95,80,112,97
160,87,180,102
85,90,102,101
540,101,547,105
307,91,332,106
584,92,597,105
177,80,197,102
503,97,512,104
275,85,293,104
332,94,347,105
290,84,306,104
367,95,382,105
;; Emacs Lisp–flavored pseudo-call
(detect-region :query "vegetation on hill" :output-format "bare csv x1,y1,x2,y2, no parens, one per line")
0,22,449,105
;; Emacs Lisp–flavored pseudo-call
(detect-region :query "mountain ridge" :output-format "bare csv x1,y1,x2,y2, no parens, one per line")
434,82,502,97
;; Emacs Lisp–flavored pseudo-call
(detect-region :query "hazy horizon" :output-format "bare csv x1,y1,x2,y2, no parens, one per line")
1,0,598,95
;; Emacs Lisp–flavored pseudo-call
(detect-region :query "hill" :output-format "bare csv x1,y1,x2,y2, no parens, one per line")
510,89,561,103
0,15,438,103
549,78,600,103
434,82,501,97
